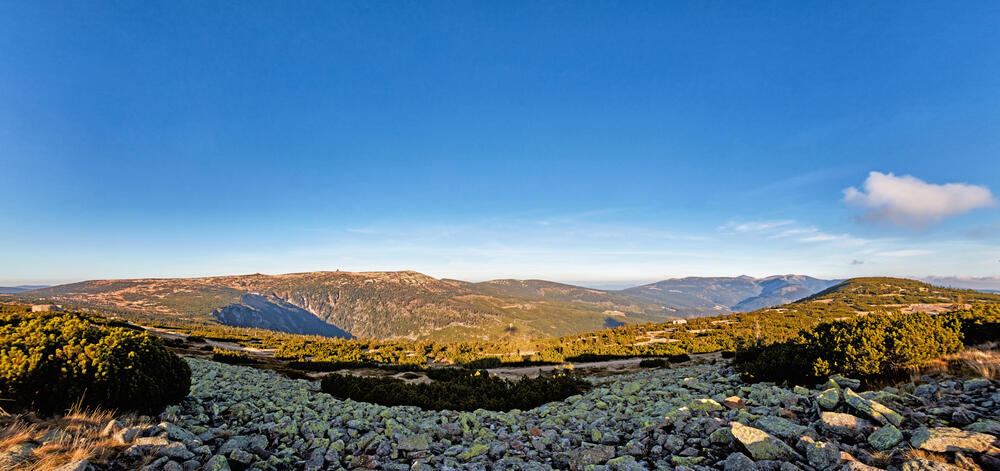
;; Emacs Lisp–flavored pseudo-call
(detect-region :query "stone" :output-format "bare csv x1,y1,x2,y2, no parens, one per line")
229,448,254,464
162,460,183,471
457,443,489,461
816,388,840,410
569,445,615,470
802,439,840,469
909,427,997,453
689,398,724,412
101,420,124,438
963,378,992,392
840,462,885,471
867,425,903,450
114,426,141,444
831,376,861,389
159,422,197,443
204,455,231,471
159,442,195,460
820,412,875,440
729,421,803,461
724,396,746,409
844,389,903,426
397,433,431,452
52,459,91,471
914,384,939,399
964,419,1000,435
900,459,964,471
754,415,809,439
723,452,758,471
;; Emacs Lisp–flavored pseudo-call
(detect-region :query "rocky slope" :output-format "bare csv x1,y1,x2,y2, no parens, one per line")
115,358,1000,471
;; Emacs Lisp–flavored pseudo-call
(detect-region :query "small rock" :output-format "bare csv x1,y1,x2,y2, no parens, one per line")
867,425,903,450
569,445,615,470
162,460,183,471
816,388,840,410
724,396,746,410
203,455,230,471
101,420,123,438
723,452,757,471
820,411,875,440
689,398,724,412
729,421,803,461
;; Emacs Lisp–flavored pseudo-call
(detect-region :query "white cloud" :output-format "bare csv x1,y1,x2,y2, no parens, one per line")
843,172,995,227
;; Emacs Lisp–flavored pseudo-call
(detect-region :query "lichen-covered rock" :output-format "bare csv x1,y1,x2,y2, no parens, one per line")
754,415,809,439
844,389,903,426
397,433,431,452
730,421,803,461
816,388,840,410
689,398,723,412
204,455,230,471
569,445,615,470
867,424,903,450
909,427,997,453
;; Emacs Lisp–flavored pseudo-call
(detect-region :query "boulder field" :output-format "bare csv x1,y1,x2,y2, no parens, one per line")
113,358,1000,470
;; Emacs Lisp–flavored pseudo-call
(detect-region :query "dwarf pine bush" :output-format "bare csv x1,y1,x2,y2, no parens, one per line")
0,311,191,414
735,312,963,384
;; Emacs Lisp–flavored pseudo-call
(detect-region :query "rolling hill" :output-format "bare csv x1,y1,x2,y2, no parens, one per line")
17,271,842,341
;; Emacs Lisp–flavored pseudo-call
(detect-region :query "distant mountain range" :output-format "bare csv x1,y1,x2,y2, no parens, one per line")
13,272,843,341
0,285,49,294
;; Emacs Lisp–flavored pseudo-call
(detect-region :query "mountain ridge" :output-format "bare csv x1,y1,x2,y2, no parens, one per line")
18,271,841,341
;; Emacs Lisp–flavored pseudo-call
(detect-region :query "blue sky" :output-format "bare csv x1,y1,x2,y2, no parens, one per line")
2,1,999,287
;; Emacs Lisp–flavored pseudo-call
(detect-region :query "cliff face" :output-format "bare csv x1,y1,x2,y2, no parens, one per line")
212,293,352,338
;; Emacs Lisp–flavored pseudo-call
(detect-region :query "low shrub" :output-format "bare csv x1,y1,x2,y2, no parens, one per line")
735,313,963,384
462,357,502,369
667,353,692,363
0,311,191,414
639,358,666,368
320,370,588,411
720,350,736,359
211,348,258,365
286,360,425,372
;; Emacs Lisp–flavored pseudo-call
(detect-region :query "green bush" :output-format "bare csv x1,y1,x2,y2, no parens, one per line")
946,305,1000,345
321,369,587,411
0,311,191,414
735,313,963,384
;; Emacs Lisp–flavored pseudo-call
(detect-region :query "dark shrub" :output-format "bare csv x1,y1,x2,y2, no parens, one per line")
668,353,692,363
735,313,963,384
186,336,205,343
946,305,1000,345
639,358,666,368
0,311,191,414
321,369,588,411
463,357,501,369
720,350,736,359
211,348,258,364
286,360,425,373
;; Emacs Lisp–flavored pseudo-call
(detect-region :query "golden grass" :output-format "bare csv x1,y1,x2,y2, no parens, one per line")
944,342,1000,380
0,406,148,471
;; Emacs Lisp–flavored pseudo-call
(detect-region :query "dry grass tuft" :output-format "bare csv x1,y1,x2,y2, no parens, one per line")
0,405,146,471
945,342,1000,380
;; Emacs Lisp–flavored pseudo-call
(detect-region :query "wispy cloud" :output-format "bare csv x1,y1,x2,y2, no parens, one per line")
722,220,871,247
717,220,795,233
875,249,934,257
843,172,995,227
